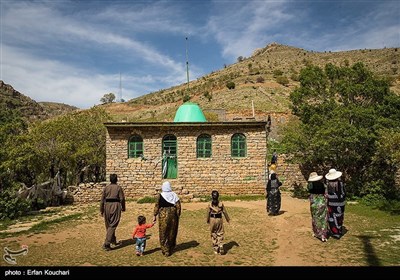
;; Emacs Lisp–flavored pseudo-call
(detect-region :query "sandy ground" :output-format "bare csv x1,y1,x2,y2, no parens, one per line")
0,192,366,267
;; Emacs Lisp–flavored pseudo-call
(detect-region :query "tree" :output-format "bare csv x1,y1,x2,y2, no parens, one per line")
3,107,110,187
100,93,116,104
226,81,236,89
0,108,32,219
283,62,400,199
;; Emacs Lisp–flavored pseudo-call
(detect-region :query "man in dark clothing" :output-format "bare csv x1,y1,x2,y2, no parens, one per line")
100,173,126,251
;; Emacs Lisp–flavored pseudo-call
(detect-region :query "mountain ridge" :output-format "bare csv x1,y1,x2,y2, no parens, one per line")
2,43,399,122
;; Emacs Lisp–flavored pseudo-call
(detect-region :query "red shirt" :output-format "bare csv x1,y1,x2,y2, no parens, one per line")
132,223,154,238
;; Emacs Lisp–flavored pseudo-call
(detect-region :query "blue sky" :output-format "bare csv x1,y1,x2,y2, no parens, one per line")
1,0,399,109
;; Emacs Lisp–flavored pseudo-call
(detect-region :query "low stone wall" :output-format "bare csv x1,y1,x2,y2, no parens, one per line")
70,160,309,204
69,182,210,203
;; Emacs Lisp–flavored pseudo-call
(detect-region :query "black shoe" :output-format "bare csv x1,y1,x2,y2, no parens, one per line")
102,245,111,251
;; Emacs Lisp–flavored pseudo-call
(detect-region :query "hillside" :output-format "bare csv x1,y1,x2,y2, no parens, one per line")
2,43,399,125
38,102,78,119
0,81,78,122
102,43,400,122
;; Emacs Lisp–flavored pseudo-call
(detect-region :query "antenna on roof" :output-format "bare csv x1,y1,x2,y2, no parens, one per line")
119,71,122,102
185,36,190,91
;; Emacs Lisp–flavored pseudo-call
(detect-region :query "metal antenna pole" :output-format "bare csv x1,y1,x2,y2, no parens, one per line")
119,72,122,102
185,37,189,91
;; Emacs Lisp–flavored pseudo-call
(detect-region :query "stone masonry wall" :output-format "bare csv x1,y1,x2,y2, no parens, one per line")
71,154,308,203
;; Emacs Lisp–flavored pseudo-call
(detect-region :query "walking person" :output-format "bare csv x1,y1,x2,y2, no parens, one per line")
266,171,282,215
100,173,126,251
206,190,230,255
132,215,156,256
325,168,346,239
271,150,278,165
153,181,181,256
307,172,328,242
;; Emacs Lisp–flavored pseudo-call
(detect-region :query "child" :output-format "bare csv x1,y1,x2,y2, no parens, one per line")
206,190,230,255
132,215,155,256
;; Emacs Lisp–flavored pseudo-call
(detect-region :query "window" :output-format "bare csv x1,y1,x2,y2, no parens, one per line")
197,134,212,158
128,135,143,158
162,135,177,179
231,133,246,157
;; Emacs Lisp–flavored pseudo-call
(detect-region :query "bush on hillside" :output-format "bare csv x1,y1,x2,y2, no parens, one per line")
226,81,236,89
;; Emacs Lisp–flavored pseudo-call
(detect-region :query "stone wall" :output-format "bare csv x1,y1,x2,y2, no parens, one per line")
274,154,307,189
71,155,308,203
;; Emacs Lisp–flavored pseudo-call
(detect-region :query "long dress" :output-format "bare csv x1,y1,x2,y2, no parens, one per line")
153,194,181,256
100,183,126,247
267,174,282,215
308,181,328,241
327,179,346,239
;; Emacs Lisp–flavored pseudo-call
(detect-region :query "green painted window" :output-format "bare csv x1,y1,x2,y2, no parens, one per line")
197,134,212,158
231,133,247,157
128,135,143,158
162,135,177,179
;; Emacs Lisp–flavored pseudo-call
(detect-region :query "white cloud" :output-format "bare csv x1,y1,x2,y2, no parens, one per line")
2,45,113,108
207,0,291,59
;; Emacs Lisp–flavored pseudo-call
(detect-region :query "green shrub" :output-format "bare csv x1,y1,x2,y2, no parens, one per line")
291,183,309,199
276,76,289,86
359,194,387,208
226,81,236,89
273,69,283,77
183,94,191,102
0,184,31,220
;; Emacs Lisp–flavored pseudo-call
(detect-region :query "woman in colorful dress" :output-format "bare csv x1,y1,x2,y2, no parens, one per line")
307,172,328,242
325,168,346,239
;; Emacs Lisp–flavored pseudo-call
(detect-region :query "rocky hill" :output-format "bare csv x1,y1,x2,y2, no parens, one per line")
2,43,399,126
0,81,78,122
102,43,400,124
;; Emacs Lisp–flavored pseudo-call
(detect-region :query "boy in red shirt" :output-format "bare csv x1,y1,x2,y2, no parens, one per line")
132,215,156,256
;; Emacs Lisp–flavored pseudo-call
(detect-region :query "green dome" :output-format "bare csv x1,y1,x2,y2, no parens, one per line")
173,102,207,122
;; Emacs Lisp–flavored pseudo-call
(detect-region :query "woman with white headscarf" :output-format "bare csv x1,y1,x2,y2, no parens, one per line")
153,181,181,256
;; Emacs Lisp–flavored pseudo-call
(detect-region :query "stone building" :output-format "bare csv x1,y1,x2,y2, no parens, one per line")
104,102,269,199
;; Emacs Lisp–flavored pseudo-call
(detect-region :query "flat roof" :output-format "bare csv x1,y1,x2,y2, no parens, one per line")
104,121,267,128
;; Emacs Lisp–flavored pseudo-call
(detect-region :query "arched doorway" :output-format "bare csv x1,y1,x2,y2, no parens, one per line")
162,134,177,179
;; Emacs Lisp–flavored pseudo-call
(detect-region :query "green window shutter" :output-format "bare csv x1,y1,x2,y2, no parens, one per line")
162,135,177,179
128,135,143,158
197,134,212,158
231,133,246,157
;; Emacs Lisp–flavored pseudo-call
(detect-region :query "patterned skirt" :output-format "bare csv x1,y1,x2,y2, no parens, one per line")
309,194,328,240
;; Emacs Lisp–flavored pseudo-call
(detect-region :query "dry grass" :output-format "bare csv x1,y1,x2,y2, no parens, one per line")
1,192,399,267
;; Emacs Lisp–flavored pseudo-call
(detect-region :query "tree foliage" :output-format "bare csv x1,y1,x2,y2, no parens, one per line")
0,109,32,218
2,107,110,188
283,62,400,199
100,92,116,104
226,81,236,89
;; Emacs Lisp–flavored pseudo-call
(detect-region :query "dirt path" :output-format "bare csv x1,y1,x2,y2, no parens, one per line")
0,192,365,266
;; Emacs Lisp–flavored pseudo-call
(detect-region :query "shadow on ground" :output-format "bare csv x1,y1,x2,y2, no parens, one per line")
174,240,200,253
224,241,239,254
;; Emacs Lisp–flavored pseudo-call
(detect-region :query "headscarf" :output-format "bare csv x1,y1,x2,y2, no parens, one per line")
160,181,180,205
